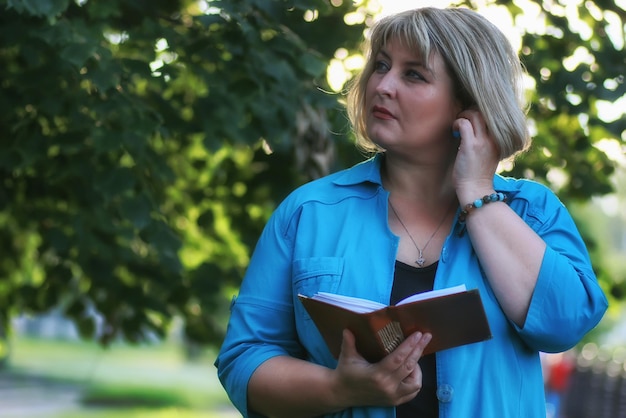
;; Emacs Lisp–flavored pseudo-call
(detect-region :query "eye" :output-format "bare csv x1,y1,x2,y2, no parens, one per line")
405,69,425,81
374,60,390,73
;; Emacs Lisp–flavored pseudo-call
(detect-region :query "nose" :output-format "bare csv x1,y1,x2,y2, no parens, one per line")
375,72,397,97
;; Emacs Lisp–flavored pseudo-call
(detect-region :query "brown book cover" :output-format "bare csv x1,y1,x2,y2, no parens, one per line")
298,288,492,363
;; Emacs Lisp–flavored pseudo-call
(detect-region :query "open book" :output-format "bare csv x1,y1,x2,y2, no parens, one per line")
298,285,491,363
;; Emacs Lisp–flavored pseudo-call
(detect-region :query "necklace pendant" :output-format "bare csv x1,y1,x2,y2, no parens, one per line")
415,249,425,267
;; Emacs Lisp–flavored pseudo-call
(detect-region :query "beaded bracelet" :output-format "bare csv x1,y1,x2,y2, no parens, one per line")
458,192,507,223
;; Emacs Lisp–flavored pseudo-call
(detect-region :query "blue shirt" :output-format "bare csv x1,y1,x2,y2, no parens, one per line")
215,155,608,418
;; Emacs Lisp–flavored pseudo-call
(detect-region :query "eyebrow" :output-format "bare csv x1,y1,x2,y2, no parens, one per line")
378,49,430,69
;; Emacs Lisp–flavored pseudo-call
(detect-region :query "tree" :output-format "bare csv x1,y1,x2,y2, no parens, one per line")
0,0,623,348
0,0,370,345
502,0,624,198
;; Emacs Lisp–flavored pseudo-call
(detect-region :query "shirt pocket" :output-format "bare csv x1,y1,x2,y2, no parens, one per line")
292,257,344,324
292,257,344,363
292,256,344,297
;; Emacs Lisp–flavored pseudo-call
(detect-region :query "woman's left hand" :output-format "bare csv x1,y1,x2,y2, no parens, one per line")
452,109,500,204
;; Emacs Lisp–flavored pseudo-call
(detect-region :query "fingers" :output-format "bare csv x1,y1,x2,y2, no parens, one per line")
339,328,355,355
452,109,499,183
454,110,498,159
416,332,432,352
453,116,474,141
454,110,488,144
384,332,432,379
335,330,432,407
386,332,432,401
338,329,367,364
340,328,370,358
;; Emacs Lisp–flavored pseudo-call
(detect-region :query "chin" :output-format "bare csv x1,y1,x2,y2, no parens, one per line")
366,127,389,145
367,131,392,147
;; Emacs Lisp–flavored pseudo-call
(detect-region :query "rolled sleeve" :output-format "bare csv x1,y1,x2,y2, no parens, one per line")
501,182,608,352
215,204,303,417
516,243,608,352
216,295,301,416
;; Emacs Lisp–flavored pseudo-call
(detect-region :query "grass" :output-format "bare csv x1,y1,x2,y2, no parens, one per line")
58,408,233,418
3,335,239,418
81,384,199,408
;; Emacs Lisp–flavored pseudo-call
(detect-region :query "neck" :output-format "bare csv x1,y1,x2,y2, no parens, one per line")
381,153,456,207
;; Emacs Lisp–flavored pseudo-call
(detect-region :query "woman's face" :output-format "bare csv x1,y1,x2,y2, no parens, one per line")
365,38,462,154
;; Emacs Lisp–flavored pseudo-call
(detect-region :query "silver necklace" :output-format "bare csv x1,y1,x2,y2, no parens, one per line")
388,200,452,267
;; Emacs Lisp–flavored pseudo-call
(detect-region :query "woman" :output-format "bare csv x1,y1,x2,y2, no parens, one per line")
215,7,608,418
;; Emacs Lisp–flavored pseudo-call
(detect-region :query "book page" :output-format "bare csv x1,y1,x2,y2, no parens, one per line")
306,292,386,313
304,284,468,313
396,284,467,305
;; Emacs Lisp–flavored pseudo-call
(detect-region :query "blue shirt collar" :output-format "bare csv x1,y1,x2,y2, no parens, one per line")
332,154,383,187
333,153,519,195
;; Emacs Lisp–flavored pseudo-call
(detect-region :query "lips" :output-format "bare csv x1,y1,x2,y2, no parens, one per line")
372,105,395,119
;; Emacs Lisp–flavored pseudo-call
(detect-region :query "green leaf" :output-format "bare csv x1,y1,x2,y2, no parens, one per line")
97,167,136,198
299,52,326,77
7,0,70,18
60,42,96,69
119,194,153,230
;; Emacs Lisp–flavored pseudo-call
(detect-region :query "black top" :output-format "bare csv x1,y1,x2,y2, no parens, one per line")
390,261,439,418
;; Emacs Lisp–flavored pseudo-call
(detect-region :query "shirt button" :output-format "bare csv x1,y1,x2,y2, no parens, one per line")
437,384,454,403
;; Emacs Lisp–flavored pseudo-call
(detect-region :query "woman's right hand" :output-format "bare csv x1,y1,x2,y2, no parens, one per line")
246,329,432,417
332,329,432,408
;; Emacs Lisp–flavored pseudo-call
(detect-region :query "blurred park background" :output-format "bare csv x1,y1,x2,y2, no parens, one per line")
0,0,624,417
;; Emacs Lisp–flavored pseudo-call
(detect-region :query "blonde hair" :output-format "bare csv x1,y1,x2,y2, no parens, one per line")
347,7,530,160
